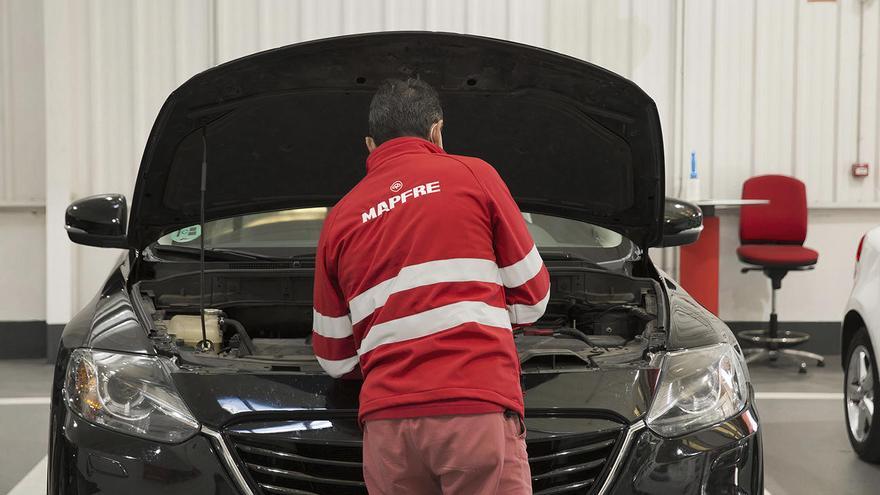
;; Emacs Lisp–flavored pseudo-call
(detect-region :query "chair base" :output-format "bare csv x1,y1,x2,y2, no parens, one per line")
736,265,825,373
742,347,826,374
737,329,810,346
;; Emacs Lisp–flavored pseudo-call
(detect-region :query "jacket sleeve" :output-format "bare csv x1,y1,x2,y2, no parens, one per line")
477,161,550,326
312,217,361,379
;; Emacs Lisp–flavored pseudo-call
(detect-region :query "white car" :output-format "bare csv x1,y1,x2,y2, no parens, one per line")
843,226,880,462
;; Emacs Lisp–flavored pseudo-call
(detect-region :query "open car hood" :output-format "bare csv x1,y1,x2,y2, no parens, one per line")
128,32,665,248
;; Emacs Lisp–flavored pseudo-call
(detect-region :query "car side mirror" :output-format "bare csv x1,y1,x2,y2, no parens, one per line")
65,194,129,248
660,197,703,247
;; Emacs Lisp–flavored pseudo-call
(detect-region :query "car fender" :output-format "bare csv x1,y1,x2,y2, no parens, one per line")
843,226,880,363
655,267,736,351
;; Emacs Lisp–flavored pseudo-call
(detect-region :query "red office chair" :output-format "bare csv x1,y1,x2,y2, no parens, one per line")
736,175,824,373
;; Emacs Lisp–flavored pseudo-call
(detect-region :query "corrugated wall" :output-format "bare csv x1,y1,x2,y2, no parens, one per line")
37,0,880,205
0,0,44,205
678,0,880,204
0,0,45,321
13,0,880,323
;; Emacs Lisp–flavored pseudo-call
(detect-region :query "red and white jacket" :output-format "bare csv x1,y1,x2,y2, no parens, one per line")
312,137,550,422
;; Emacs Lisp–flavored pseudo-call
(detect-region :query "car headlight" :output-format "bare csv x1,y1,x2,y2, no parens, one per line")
646,343,749,437
64,349,199,443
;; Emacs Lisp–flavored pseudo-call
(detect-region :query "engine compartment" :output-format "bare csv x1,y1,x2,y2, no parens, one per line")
135,263,665,371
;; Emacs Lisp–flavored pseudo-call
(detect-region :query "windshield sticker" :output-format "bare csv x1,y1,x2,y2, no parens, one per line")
169,225,201,243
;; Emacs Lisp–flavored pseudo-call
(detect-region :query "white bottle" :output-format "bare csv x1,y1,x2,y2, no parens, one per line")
168,311,222,351
685,151,701,201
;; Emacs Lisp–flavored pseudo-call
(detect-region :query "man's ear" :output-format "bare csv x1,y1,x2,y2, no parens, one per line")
365,136,377,153
430,120,443,149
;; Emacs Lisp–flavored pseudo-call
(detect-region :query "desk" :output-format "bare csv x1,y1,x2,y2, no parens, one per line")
679,199,769,315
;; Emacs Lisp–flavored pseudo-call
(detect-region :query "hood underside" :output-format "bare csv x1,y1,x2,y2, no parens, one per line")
128,31,665,248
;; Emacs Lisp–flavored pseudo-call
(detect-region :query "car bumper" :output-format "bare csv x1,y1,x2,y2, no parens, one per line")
609,403,763,494
56,413,241,494
55,402,761,495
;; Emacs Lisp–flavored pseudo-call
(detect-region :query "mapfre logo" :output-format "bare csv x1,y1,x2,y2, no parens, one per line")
362,181,441,223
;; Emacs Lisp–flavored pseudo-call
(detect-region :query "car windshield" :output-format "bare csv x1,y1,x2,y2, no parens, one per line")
153,207,636,266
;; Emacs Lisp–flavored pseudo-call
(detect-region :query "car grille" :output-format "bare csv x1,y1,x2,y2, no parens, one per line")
225,415,627,495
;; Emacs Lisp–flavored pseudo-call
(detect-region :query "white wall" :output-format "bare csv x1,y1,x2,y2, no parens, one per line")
0,0,45,321
718,210,876,322
672,0,880,204
1,0,877,326
0,210,45,320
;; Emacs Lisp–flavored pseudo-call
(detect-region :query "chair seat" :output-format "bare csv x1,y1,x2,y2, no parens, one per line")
736,244,818,268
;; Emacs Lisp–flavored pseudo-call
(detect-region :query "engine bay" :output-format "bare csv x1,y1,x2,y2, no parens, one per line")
134,263,665,371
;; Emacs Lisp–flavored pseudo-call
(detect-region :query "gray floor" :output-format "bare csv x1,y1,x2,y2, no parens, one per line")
0,360,52,494
750,359,880,495
1,358,878,494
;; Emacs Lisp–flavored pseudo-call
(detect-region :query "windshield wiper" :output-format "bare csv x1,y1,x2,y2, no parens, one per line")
209,247,292,261
149,245,284,261
539,251,605,269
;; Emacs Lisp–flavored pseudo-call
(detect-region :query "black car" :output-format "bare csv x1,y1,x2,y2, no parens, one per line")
49,32,762,495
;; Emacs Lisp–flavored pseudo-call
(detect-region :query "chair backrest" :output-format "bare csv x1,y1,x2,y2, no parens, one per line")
740,174,808,245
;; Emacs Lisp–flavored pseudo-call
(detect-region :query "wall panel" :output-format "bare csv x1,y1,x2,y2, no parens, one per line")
629,0,677,187
709,0,755,200
44,0,93,322
507,0,545,47
678,0,714,198
299,0,344,42
0,0,10,200
132,0,179,173
465,0,508,38
343,0,386,34
77,0,137,306
257,0,303,49
587,0,633,76
795,0,839,203
87,0,136,195
0,211,45,320
174,0,214,84
835,0,864,203
752,0,797,178
0,2,45,323
216,0,260,63
546,0,591,61
860,0,880,202
0,0,45,202
385,0,426,30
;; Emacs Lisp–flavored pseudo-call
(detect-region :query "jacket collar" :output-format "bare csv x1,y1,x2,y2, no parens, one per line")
366,136,445,173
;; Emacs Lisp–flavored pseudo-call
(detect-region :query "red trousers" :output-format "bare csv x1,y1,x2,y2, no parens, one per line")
363,412,532,494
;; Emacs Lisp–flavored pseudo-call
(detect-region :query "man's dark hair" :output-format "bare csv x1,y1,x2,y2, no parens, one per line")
368,78,443,145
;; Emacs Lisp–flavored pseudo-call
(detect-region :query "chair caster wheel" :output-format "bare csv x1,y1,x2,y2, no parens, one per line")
798,363,808,374
817,360,825,367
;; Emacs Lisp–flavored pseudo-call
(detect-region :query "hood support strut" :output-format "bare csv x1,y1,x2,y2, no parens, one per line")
196,128,213,352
